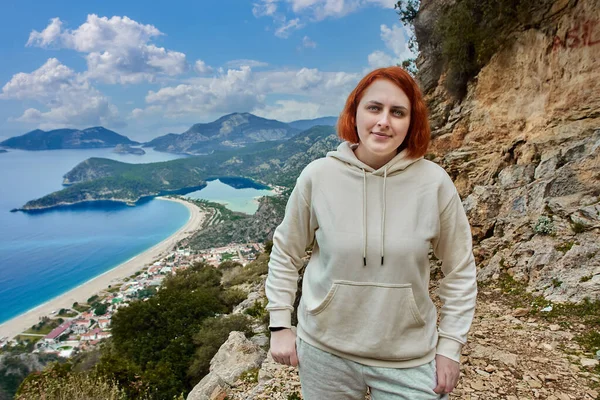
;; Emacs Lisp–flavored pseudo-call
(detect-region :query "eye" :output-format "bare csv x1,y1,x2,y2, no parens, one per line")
367,105,380,111
392,109,405,117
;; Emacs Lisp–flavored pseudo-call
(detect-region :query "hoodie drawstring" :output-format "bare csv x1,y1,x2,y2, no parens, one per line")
381,167,387,266
362,169,367,267
362,167,388,267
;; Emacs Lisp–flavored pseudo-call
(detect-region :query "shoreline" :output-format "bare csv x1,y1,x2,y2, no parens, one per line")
0,196,205,340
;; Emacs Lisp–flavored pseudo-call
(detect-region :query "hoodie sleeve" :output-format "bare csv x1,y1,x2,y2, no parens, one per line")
265,169,318,329
432,186,478,363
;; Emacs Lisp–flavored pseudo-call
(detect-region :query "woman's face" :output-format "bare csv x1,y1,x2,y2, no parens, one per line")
355,79,411,164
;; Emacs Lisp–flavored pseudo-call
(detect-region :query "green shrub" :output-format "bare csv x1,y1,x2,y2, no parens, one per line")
226,254,269,287
551,278,562,288
571,221,586,233
220,288,248,311
16,362,127,400
218,260,243,271
534,216,555,235
244,300,266,319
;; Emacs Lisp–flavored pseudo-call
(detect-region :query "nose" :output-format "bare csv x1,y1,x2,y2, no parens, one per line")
377,112,390,128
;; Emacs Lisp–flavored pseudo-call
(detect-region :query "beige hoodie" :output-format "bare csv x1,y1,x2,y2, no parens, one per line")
266,141,477,368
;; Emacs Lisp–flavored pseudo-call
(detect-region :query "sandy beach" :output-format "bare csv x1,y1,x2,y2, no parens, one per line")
0,197,206,340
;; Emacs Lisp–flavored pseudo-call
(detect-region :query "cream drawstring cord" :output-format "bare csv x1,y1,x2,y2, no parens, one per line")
362,167,387,267
362,168,367,267
381,166,387,266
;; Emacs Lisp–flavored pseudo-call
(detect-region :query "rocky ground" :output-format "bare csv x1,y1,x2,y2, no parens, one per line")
221,277,599,400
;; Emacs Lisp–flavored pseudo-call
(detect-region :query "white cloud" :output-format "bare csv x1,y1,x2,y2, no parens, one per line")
135,66,359,121
368,24,415,69
252,0,395,34
302,35,317,48
144,66,263,118
1,58,123,129
368,50,396,68
252,99,322,122
194,60,214,74
26,17,63,47
253,0,279,17
224,59,269,68
27,15,188,84
380,24,413,60
275,18,304,38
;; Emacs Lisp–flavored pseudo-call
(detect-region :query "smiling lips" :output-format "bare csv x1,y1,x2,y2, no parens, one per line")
372,132,390,138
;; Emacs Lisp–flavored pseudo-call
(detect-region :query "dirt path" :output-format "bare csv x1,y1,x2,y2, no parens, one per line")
227,279,599,400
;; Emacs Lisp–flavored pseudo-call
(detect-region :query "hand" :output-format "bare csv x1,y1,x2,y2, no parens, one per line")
433,354,460,395
270,329,298,367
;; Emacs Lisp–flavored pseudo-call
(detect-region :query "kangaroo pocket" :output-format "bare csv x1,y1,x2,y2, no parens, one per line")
303,280,430,361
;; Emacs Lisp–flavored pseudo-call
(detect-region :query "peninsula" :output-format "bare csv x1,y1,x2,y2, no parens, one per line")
16,125,339,211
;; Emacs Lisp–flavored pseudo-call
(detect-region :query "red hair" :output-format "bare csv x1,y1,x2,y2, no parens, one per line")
337,67,430,158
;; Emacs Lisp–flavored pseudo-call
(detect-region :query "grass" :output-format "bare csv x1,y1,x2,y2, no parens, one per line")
106,285,122,294
220,251,236,261
73,303,90,313
15,335,43,344
555,241,575,253
239,367,259,383
490,274,600,355
57,310,77,318
25,319,62,335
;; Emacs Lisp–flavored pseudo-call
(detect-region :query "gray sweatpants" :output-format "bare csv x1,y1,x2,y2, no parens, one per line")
296,337,449,400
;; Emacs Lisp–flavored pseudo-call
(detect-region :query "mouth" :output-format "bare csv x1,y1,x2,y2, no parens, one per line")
371,132,390,138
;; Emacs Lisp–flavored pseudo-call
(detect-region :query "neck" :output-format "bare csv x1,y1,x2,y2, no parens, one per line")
353,144,397,170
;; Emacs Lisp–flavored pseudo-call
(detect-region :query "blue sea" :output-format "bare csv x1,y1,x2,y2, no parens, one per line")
0,148,272,325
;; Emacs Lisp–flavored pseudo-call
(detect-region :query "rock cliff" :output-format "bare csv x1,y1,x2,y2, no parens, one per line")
418,0,600,302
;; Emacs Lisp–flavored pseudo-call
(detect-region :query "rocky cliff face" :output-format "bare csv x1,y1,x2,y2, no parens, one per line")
417,0,600,302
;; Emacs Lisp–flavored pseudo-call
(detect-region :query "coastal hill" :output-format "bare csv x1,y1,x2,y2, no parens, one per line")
0,127,139,150
17,125,339,211
144,112,302,155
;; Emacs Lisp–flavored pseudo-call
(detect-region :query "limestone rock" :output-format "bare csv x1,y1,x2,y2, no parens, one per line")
187,331,266,400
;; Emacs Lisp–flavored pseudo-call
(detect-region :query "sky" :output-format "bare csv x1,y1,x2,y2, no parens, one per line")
0,0,414,142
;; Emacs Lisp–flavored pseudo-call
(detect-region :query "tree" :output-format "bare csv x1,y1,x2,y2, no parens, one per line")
102,263,228,398
94,303,108,316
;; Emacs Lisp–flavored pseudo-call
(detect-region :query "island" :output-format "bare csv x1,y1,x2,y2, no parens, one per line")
113,144,146,155
0,126,139,150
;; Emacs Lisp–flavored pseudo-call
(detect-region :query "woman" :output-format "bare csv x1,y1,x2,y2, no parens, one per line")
265,66,477,399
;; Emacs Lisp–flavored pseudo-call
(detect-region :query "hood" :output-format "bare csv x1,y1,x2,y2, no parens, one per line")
326,141,424,267
326,141,422,176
